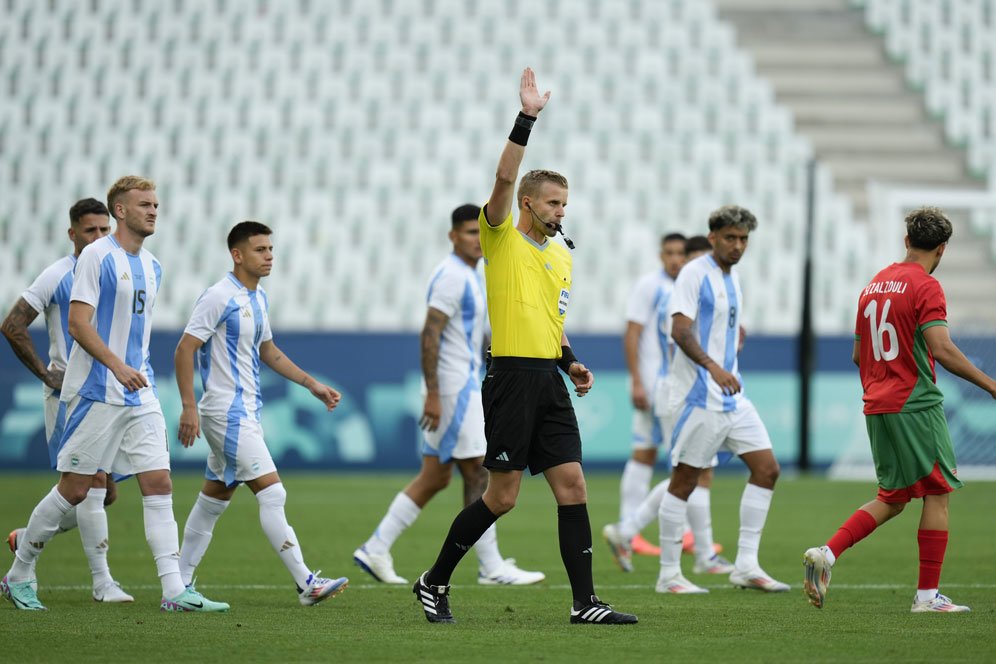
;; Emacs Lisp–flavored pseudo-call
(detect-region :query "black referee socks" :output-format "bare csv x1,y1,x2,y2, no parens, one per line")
558,503,596,605
426,498,498,587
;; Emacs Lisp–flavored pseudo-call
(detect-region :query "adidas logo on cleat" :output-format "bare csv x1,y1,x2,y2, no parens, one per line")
413,573,455,624
570,596,638,625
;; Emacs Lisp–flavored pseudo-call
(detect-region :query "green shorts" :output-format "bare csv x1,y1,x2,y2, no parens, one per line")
865,404,963,504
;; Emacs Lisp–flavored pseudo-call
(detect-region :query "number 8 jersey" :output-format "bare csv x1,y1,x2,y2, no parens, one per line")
61,235,163,406
855,262,946,415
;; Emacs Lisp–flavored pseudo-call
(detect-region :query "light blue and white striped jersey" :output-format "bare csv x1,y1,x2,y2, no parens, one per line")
625,269,674,393
668,254,744,412
425,254,486,395
61,235,162,406
183,273,273,422
21,255,77,398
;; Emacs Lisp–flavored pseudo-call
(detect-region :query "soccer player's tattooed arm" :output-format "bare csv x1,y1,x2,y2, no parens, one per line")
0,297,62,389
563,332,594,397
623,321,649,410
485,67,551,227
174,334,205,447
260,339,342,411
671,313,741,395
923,325,996,398
419,307,448,431
67,301,148,392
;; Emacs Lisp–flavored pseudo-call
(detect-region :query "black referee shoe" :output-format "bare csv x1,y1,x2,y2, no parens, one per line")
570,595,638,625
413,572,455,624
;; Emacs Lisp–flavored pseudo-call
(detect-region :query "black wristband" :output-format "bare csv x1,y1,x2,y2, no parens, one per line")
557,345,578,374
508,111,537,146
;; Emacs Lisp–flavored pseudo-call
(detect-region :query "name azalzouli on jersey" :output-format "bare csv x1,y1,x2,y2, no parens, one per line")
862,280,909,297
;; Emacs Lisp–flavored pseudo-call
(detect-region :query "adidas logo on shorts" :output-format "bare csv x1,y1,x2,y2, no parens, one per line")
495,451,510,462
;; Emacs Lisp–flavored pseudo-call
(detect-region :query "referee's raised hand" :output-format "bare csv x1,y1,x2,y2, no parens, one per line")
520,67,551,116
567,362,594,397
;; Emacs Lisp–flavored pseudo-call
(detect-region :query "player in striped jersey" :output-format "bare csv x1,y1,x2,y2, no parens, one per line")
354,205,544,587
174,222,348,607
1,198,133,602
804,207,996,613
2,177,227,612
615,232,685,556
654,206,789,595
603,236,732,580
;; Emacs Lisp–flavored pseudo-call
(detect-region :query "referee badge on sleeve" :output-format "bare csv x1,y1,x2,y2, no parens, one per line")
558,289,570,316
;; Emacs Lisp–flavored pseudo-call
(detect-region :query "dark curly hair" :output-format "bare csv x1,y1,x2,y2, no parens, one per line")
905,206,952,250
708,205,757,232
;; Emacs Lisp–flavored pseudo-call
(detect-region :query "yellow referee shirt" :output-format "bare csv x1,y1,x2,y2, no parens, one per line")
479,205,573,359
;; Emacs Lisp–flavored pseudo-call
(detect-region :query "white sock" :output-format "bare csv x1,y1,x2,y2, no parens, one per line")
916,588,938,603
620,479,669,541
58,506,79,533
77,488,112,588
474,524,504,574
256,483,311,589
365,492,421,555
142,494,185,599
8,486,72,581
735,484,774,571
687,487,715,563
619,459,654,522
178,492,230,586
658,492,688,579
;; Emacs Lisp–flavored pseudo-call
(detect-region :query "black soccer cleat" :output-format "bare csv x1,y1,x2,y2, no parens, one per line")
570,595,638,625
413,572,455,624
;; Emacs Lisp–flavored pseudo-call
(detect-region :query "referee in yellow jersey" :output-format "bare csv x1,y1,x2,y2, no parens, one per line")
413,68,637,626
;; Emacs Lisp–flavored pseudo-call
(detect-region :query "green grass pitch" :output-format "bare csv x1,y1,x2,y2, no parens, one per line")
1,472,993,662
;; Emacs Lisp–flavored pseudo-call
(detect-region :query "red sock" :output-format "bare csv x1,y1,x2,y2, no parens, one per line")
826,509,878,559
917,529,948,590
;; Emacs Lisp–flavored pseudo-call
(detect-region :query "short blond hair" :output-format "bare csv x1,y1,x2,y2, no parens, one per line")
107,176,156,219
516,169,568,208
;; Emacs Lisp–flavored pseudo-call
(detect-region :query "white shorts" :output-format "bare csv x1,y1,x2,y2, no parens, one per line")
44,393,67,469
201,414,277,487
422,389,486,463
631,408,664,450
56,397,170,476
669,399,772,469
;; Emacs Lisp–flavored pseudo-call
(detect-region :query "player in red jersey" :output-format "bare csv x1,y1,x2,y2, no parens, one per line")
802,206,996,613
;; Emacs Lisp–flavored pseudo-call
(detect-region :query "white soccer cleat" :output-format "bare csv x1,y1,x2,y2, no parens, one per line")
693,554,735,575
93,580,134,603
803,546,832,608
655,572,709,594
353,546,408,585
601,523,633,573
730,566,791,593
910,593,971,613
298,570,348,606
478,558,545,585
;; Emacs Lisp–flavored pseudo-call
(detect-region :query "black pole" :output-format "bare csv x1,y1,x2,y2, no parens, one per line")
799,158,817,473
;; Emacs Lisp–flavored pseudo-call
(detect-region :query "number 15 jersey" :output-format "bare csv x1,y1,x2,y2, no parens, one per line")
855,262,947,415
61,235,162,406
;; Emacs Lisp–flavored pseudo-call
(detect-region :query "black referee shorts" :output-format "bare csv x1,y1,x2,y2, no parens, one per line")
482,356,582,475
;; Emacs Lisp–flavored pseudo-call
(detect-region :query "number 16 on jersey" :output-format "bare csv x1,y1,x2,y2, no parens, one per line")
863,299,898,362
